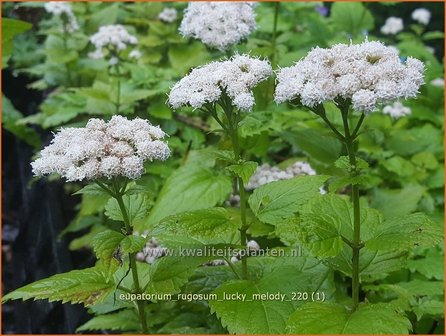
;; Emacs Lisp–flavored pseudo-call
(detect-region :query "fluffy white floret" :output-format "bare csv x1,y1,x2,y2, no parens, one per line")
179,2,256,50
382,101,411,119
430,78,444,87
380,17,403,35
44,1,79,32
412,8,431,25
168,54,272,111
31,116,170,182
247,161,318,190
275,40,424,114
89,25,138,60
158,8,178,23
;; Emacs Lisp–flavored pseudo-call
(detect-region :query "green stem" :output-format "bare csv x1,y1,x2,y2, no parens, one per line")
115,72,121,114
230,112,248,280
270,2,280,67
62,21,72,86
114,185,148,333
341,108,361,311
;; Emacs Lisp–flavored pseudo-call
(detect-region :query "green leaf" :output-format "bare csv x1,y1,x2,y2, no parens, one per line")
168,42,210,73
226,161,258,185
371,185,425,219
146,164,232,229
87,3,119,31
330,2,374,37
297,214,344,257
76,309,140,332
287,302,411,334
248,175,329,224
153,208,239,247
283,129,342,164
209,256,334,334
406,248,444,280
144,256,211,295
334,155,369,170
92,230,125,279
2,267,113,306
329,174,371,193
73,184,110,197
120,235,147,253
293,194,381,257
365,213,443,251
413,300,444,321
2,18,32,67
104,194,148,226
2,94,41,148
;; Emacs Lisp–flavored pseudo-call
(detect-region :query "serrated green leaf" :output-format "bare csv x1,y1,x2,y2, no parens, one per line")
105,194,148,226
226,161,258,185
144,256,211,295
329,174,371,193
2,18,32,67
146,164,232,229
286,302,411,334
92,230,125,279
334,156,369,170
365,213,443,251
76,309,140,332
406,248,444,280
153,208,239,248
248,175,329,224
2,267,113,306
278,194,381,257
209,256,334,334
413,299,444,321
121,235,148,253
297,213,344,257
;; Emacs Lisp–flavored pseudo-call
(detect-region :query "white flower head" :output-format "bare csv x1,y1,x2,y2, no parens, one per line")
179,2,256,51
412,8,431,25
275,40,425,114
89,24,138,61
159,8,178,23
247,161,318,190
168,54,272,111
430,78,444,87
380,17,404,35
129,49,142,59
31,116,170,182
44,1,79,32
382,101,411,119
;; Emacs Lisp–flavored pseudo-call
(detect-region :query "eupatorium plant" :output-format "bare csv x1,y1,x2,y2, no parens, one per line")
2,2,443,334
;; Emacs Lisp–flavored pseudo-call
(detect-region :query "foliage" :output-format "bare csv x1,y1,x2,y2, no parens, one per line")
2,1,444,335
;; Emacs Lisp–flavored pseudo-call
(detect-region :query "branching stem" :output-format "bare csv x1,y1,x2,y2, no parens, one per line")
110,181,148,333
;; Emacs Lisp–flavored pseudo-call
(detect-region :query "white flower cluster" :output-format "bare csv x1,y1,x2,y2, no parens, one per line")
135,235,167,264
89,25,138,60
31,116,170,182
382,101,411,119
168,54,272,111
412,8,431,25
231,240,260,263
247,161,316,190
158,8,178,23
275,40,425,114
430,78,444,87
44,2,79,32
179,2,256,51
380,17,403,35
